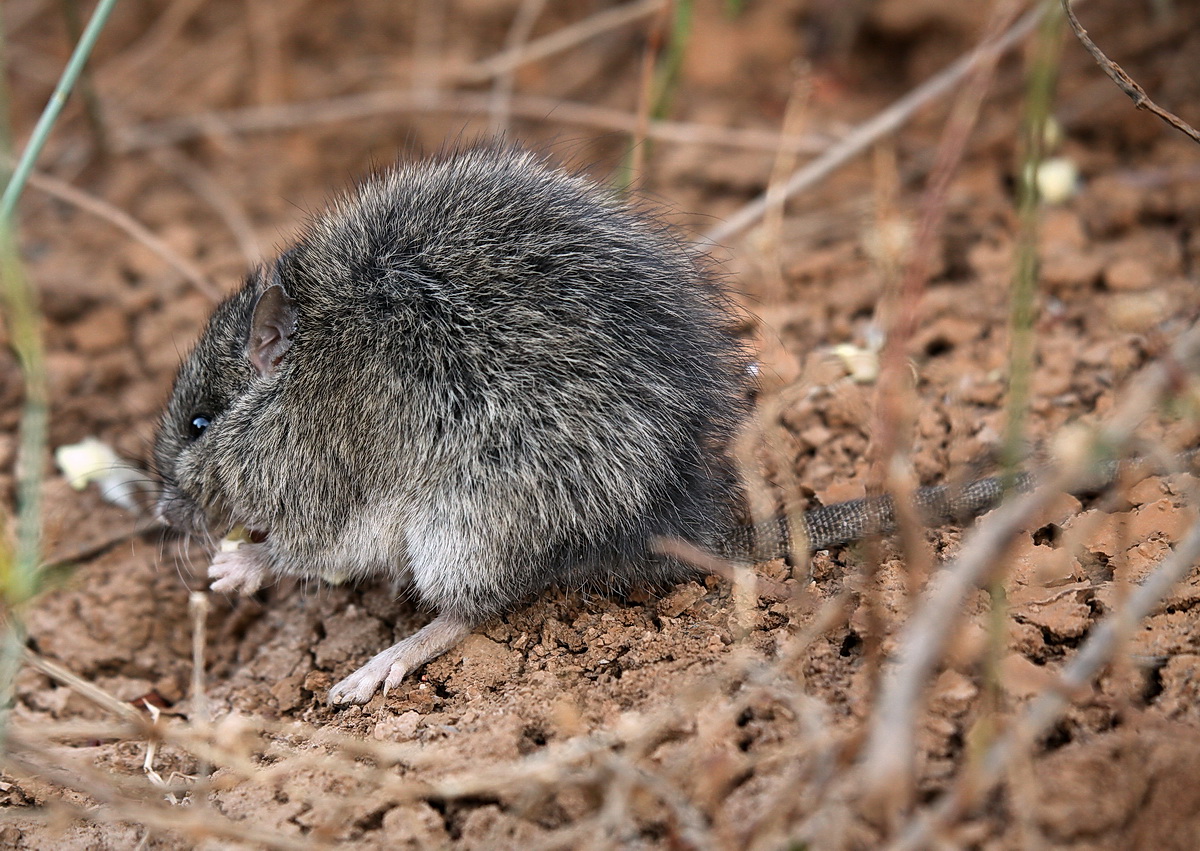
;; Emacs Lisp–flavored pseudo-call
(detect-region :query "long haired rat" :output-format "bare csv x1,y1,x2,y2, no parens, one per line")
154,146,752,705
153,144,1186,705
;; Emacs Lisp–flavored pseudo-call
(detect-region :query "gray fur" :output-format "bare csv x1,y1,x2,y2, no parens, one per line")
154,146,751,703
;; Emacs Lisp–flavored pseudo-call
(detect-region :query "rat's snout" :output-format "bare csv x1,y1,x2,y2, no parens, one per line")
154,486,206,535
152,496,179,529
153,492,182,529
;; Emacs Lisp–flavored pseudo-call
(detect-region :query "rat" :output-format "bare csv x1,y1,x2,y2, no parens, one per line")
153,145,753,705
153,144,1182,706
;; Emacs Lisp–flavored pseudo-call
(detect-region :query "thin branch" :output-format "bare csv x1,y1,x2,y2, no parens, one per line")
703,4,1046,245
41,518,163,570
460,0,664,83
857,466,1074,811
1060,0,1200,145
891,514,1200,850
24,169,221,300
865,0,1020,579
1,743,324,851
113,90,824,156
189,591,209,727
148,146,262,267
858,316,1200,808
21,649,147,724
488,0,549,136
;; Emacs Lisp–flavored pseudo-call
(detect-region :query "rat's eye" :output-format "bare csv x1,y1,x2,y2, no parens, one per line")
187,415,212,441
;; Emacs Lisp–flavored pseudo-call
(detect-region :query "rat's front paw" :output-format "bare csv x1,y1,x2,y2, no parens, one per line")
209,543,270,595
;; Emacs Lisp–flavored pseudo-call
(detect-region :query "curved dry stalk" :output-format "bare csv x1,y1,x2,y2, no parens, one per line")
24,170,221,300
488,0,550,136
891,513,1200,850
703,4,1046,245
17,640,730,824
1061,0,1200,145
114,89,824,156
22,648,147,725
863,4,1021,665
460,0,664,83
857,318,1200,815
1,745,324,851
856,468,1074,816
148,145,262,267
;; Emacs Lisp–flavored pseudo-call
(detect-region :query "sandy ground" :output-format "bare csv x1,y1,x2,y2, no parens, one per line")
3,0,1200,848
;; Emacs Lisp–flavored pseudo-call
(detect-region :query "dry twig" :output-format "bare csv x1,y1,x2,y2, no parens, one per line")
868,2,1019,484
871,5,1200,838
488,0,549,136
23,170,221,299
892,511,1200,850
1060,0,1200,145
1,741,322,850
459,0,664,83
21,649,147,725
148,139,262,267
114,90,823,156
862,8,1022,689
859,317,1200,812
703,5,1046,245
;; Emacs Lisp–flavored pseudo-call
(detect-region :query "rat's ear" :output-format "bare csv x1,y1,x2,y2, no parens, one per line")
248,283,298,377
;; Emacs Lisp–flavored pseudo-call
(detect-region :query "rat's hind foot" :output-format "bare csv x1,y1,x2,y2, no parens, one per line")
209,543,270,595
328,612,473,705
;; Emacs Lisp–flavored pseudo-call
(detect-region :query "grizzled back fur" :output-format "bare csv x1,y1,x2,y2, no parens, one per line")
155,146,751,620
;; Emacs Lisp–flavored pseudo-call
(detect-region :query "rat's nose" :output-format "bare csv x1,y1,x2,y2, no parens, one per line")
153,496,172,527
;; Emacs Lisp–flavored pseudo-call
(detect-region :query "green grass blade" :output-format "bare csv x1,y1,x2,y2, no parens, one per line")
0,0,120,224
